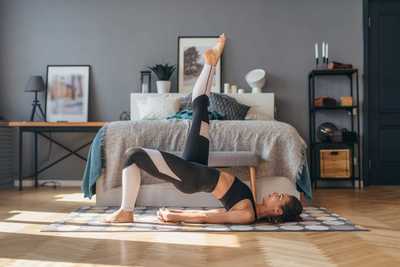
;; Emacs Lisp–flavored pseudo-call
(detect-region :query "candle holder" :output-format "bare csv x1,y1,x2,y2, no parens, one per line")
140,70,151,93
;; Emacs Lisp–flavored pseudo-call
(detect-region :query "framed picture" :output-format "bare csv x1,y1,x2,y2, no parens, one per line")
45,65,91,122
177,36,222,94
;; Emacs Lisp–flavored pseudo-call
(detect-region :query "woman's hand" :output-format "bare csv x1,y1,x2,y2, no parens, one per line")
157,208,179,223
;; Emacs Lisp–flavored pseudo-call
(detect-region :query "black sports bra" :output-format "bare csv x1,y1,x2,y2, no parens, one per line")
219,177,257,221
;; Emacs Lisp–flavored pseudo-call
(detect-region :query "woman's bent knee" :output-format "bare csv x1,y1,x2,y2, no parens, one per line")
123,147,145,168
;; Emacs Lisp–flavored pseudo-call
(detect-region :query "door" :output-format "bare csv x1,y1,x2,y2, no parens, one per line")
367,0,400,185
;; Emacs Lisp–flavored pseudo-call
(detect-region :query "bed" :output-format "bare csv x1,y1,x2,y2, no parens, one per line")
82,93,311,207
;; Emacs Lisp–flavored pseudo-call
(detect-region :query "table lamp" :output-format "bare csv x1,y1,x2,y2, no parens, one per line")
245,69,266,93
25,75,46,121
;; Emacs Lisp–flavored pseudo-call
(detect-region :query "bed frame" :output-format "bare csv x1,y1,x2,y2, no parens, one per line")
96,93,299,207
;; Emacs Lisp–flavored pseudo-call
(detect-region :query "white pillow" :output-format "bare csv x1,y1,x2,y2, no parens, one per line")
137,96,180,120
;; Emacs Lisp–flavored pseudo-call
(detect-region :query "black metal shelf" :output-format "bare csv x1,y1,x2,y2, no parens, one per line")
312,141,358,146
308,68,361,189
309,69,357,77
311,105,358,111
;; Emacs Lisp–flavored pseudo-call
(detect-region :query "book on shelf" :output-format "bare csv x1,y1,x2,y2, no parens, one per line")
327,61,353,70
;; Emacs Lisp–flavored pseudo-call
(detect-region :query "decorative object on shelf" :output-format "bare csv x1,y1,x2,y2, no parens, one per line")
25,75,46,121
328,61,353,70
317,122,338,143
238,88,245,94
119,111,130,121
245,69,266,93
314,96,337,108
314,42,329,69
46,65,90,122
320,149,352,178
177,36,222,94
148,63,176,94
230,84,238,94
314,42,319,68
224,83,230,94
140,70,152,93
340,96,353,107
341,129,358,143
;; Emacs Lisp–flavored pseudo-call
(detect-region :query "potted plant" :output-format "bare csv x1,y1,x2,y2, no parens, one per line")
148,63,176,93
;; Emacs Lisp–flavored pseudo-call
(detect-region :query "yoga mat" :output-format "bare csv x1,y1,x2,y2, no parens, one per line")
41,206,367,232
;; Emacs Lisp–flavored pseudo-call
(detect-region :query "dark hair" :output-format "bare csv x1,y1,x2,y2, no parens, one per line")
259,195,303,224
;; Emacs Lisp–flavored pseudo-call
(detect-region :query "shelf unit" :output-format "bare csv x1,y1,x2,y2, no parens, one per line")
308,69,361,189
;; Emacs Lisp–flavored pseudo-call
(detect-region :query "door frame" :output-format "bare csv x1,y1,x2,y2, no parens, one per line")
362,0,370,186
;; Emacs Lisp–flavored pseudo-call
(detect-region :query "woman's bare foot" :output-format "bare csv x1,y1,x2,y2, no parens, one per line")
204,33,226,65
104,208,134,223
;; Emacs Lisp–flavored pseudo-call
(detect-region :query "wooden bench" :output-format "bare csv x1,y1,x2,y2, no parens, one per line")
172,151,259,200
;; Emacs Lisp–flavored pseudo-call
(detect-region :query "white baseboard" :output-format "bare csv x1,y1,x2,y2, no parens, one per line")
14,179,81,187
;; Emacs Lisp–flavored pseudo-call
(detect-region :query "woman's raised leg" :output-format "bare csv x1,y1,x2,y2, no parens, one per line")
182,33,226,165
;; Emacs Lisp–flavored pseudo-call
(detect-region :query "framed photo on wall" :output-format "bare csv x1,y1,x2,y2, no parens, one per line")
177,36,222,94
45,65,91,122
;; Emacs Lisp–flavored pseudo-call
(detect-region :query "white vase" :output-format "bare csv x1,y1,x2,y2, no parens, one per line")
156,81,171,94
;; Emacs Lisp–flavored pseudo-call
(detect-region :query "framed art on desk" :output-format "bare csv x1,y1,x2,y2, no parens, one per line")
45,65,91,122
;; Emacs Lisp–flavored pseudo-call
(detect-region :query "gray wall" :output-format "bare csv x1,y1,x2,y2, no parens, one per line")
0,0,363,181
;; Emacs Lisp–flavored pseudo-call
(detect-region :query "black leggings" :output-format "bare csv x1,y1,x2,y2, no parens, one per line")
123,83,221,194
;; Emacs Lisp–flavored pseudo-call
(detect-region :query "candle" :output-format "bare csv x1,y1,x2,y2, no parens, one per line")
142,83,148,93
224,83,230,94
315,43,318,59
231,85,238,94
326,43,329,59
322,42,325,58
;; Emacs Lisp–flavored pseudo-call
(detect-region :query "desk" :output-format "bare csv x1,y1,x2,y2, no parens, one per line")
3,121,106,190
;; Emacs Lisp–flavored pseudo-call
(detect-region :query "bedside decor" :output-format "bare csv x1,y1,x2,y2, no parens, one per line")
177,36,222,93
25,75,46,121
148,63,176,93
140,70,152,93
46,65,90,122
245,69,266,93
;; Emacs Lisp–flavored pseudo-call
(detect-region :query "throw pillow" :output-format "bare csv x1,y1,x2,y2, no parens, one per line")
209,93,250,120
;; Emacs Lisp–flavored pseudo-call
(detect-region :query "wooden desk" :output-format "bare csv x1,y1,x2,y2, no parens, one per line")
2,121,107,190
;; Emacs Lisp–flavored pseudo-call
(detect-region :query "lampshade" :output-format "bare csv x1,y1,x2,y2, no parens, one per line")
25,76,45,92
245,69,266,93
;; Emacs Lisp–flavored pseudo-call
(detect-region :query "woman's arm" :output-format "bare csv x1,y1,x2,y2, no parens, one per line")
158,208,254,224
166,208,225,214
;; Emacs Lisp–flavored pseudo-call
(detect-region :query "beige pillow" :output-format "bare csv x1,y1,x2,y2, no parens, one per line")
245,106,273,120
137,96,180,120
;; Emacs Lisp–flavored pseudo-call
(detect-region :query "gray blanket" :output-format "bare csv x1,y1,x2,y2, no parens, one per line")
102,120,307,191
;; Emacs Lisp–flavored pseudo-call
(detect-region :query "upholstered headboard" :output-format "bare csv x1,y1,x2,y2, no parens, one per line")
130,93,275,121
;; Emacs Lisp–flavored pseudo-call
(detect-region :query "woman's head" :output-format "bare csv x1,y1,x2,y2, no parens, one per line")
259,192,303,223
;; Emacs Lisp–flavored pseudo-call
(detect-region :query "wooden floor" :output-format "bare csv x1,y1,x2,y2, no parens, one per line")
0,187,399,267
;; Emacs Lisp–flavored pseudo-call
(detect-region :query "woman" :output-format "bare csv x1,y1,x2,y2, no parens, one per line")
106,34,303,224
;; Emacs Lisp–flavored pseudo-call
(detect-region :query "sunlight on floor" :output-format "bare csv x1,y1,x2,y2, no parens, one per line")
53,193,96,203
6,210,70,223
0,258,139,267
0,210,241,247
257,236,334,267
